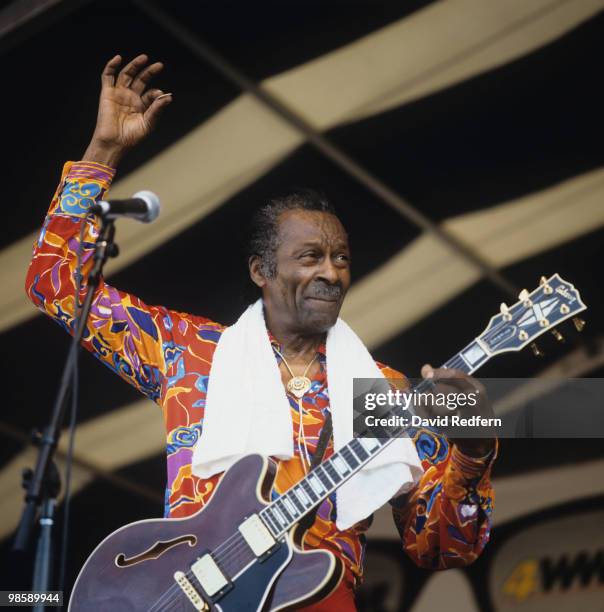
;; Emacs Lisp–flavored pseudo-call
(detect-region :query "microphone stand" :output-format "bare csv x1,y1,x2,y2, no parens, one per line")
13,214,119,603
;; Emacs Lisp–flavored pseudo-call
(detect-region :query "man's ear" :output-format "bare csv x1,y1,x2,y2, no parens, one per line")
249,255,266,288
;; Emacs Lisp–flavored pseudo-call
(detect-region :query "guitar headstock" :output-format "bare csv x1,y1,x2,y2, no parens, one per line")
478,274,587,356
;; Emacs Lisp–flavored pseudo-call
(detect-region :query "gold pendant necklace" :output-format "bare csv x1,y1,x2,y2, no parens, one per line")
273,347,318,399
287,376,312,399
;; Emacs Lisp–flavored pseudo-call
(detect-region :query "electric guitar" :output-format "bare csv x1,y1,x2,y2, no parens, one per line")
68,274,586,611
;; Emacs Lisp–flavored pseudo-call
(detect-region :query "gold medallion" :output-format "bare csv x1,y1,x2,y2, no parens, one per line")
287,375,312,399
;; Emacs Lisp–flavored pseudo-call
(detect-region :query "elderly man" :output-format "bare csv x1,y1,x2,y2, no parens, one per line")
26,55,495,610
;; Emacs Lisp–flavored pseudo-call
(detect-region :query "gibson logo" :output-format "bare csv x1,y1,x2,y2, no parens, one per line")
555,286,575,302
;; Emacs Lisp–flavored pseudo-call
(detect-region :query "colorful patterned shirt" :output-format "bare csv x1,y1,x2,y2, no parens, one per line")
25,161,496,584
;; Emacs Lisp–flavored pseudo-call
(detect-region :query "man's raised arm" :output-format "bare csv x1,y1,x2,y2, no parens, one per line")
25,55,174,403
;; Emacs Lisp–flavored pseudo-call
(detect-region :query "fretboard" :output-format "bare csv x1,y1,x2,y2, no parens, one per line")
259,339,489,537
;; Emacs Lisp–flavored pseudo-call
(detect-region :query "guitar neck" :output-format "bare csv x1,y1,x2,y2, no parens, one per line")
258,338,488,537
259,273,587,536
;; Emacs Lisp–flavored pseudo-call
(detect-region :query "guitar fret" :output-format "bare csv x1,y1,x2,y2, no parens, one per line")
277,500,293,522
350,439,369,461
324,461,341,484
455,342,486,374
301,479,318,502
262,509,280,534
307,474,325,496
293,486,311,507
314,466,332,491
341,447,359,469
359,437,381,453
288,491,305,513
282,497,298,517
319,463,337,489
272,505,287,526
332,455,350,476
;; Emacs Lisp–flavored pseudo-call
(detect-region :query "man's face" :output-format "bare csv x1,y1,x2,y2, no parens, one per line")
255,209,351,334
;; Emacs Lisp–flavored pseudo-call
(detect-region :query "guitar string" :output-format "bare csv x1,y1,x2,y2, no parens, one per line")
151,506,303,610
149,546,257,612
150,445,380,612
149,453,358,612
148,532,258,611
149,461,326,609
150,450,355,610
149,481,332,611
149,417,445,605
150,569,205,612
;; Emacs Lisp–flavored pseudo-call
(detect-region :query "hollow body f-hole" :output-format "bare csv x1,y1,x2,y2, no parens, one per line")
115,534,197,567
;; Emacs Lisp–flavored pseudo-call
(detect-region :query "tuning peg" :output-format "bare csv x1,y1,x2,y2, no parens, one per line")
500,303,511,320
550,329,565,342
518,289,532,306
539,276,553,294
530,343,544,357
573,317,586,332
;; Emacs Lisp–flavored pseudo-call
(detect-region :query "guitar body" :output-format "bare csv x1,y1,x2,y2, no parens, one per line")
69,455,343,611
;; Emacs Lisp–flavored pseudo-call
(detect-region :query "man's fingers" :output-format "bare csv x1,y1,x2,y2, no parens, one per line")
433,367,464,380
131,62,164,95
101,55,122,88
116,54,149,88
421,364,434,379
141,88,163,109
143,93,173,130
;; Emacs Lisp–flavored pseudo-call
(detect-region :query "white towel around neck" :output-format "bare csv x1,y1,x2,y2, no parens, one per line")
191,299,423,530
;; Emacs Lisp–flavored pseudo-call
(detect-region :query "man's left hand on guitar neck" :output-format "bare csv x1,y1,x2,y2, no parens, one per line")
421,364,497,458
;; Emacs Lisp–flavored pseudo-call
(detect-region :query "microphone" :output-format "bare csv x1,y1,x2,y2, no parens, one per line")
92,191,160,223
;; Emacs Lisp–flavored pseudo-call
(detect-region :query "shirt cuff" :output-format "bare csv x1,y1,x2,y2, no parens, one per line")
64,161,116,188
51,161,116,218
450,443,497,479
442,441,497,501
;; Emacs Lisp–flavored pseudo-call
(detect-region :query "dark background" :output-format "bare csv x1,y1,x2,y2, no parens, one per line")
1,1,603,610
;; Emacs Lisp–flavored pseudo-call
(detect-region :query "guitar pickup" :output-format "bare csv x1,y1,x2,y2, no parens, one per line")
238,514,277,557
191,553,230,598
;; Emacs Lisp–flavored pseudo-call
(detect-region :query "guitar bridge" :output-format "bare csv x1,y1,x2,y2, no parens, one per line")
174,570,209,611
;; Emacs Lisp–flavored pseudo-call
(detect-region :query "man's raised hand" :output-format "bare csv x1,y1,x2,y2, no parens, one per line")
83,54,172,167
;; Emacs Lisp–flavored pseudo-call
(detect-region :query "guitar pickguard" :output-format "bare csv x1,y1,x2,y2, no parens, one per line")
114,534,197,567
